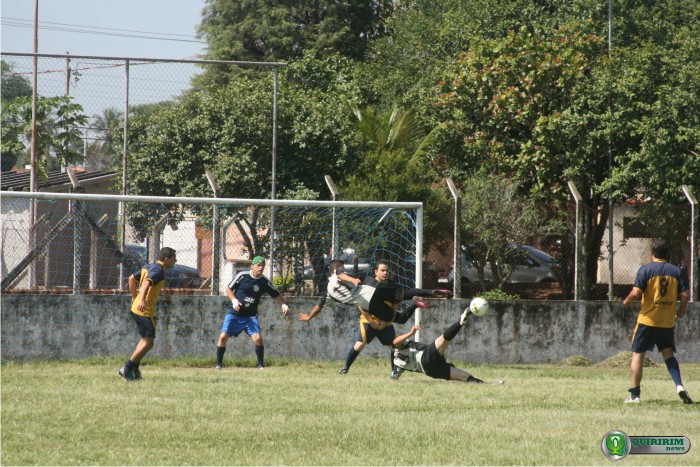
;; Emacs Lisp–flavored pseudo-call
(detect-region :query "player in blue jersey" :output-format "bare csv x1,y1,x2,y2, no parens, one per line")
622,241,692,404
120,247,177,381
215,256,290,370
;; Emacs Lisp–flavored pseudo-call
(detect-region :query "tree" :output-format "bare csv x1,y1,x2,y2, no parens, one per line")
1,61,33,170
342,106,438,202
196,0,393,86
457,171,558,291
125,57,361,253
84,108,124,171
1,95,88,178
1,61,32,103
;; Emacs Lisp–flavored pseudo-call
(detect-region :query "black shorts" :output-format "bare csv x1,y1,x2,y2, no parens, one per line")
131,312,156,339
355,322,396,346
631,323,675,353
420,342,454,380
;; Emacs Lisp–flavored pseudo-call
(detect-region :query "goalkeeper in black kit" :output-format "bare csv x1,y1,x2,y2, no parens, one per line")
391,306,493,383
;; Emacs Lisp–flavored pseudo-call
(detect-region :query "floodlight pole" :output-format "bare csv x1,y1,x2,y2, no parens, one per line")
325,175,340,258
206,169,221,295
446,178,462,298
682,185,698,302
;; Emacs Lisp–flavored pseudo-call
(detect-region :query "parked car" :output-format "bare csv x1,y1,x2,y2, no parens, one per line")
123,245,203,288
447,244,558,285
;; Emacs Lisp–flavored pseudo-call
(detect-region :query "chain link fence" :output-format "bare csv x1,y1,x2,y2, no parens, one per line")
1,192,422,297
1,52,281,173
2,53,697,301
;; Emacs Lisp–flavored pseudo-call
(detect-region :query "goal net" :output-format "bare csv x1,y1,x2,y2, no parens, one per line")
1,191,423,295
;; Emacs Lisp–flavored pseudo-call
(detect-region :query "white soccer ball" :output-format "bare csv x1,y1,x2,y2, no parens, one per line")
469,297,489,317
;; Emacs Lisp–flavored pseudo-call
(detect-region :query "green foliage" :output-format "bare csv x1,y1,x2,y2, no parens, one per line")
341,106,439,202
459,171,561,290
272,273,294,291
196,0,392,85
1,61,32,104
0,95,88,178
436,22,604,200
477,289,519,301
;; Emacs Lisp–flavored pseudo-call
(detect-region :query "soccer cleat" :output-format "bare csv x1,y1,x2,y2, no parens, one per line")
412,297,432,309
258,366,265,370
390,369,402,381
431,289,453,299
624,396,640,404
215,365,222,371
119,367,135,382
133,367,142,381
677,386,693,404
460,308,472,326
338,367,348,375
466,375,484,383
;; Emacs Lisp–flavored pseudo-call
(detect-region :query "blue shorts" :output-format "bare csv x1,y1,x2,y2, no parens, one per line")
631,323,676,353
355,322,396,346
221,313,261,337
131,312,156,338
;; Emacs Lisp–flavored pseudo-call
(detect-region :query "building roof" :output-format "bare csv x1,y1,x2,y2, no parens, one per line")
1,170,119,192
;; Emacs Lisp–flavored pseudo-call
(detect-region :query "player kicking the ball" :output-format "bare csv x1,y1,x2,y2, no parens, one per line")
391,302,500,384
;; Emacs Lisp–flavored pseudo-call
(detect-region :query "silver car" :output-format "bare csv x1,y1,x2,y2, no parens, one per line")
448,244,557,284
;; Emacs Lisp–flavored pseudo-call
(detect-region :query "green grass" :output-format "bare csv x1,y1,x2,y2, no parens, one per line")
2,358,698,466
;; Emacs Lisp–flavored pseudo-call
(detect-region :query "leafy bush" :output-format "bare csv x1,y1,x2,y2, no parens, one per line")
477,289,519,301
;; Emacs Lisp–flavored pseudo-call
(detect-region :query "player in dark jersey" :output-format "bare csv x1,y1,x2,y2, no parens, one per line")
622,241,692,404
391,303,494,383
298,260,452,376
120,247,177,381
215,256,291,370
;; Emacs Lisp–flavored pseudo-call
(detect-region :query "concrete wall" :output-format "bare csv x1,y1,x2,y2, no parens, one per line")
2,295,699,364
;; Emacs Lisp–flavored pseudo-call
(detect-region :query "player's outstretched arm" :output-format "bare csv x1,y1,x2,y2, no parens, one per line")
393,325,421,347
337,272,361,287
299,305,323,322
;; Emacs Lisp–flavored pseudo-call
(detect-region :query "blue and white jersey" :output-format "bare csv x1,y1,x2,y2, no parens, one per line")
228,271,280,317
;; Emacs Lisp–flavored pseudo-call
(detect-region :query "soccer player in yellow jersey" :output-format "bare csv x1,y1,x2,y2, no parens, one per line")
119,247,177,381
622,241,691,404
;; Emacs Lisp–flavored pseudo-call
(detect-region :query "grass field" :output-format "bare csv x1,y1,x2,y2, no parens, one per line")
1,357,698,466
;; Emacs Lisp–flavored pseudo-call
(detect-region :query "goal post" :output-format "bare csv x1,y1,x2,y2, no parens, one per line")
1,191,423,296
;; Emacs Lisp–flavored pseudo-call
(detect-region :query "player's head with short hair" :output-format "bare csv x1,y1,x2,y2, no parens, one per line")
651,240,669,260
328,259,344,275
374,260,390,282
375,260,390,271
158,247,176,261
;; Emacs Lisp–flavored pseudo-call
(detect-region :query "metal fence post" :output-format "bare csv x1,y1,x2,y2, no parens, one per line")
446,178,462,299
682,185,698,302
206,169,221,296
325,175,340,257
568,181,584,301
